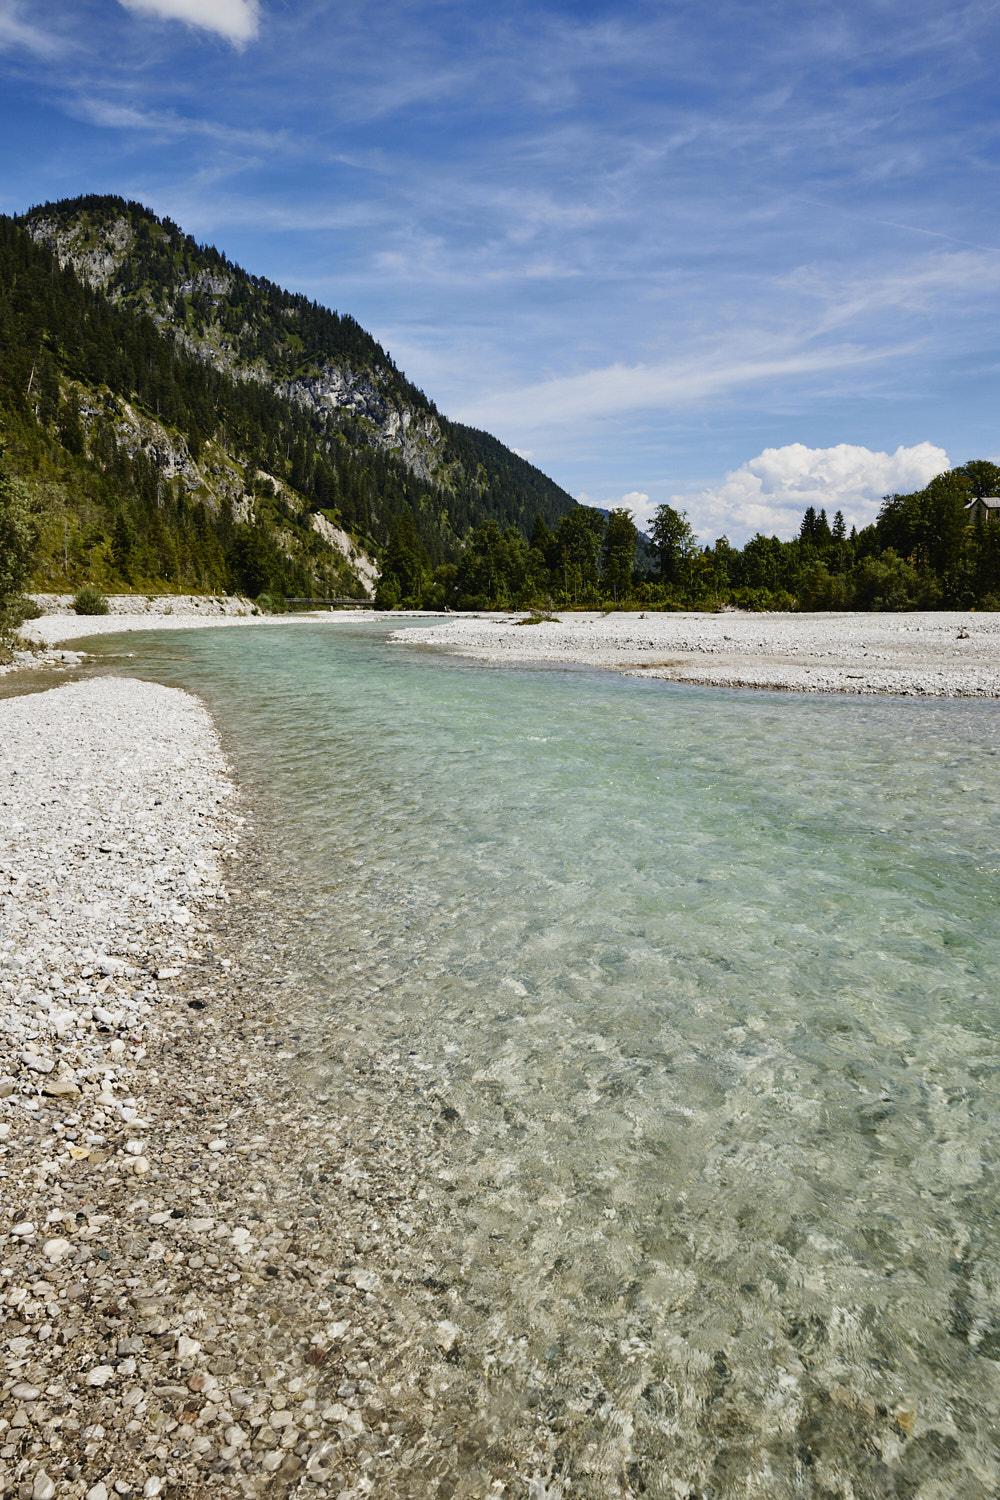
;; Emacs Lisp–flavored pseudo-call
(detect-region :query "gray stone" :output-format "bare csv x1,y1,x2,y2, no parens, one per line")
19,1050,54,1073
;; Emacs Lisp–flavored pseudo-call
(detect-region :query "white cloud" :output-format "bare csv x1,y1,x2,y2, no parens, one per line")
117,0,260,46
0,2,65,56
457,343,892,433
677,441,950,545
613,490,652,527
511,447,534,460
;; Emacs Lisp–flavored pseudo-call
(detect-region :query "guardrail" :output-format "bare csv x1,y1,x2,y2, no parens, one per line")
283,597,374,609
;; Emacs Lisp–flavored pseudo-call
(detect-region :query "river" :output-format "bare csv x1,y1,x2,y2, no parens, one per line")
82,618,1000,1497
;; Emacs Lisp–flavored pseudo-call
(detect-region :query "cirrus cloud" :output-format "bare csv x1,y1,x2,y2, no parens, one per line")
677,441,950,545
117,0,260,46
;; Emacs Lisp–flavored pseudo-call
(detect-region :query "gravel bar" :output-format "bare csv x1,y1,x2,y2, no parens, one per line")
391,608,1000,696
0,678,482,1500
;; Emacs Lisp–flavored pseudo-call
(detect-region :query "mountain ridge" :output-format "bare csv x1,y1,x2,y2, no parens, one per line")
19,195,572,528
0,195,577,600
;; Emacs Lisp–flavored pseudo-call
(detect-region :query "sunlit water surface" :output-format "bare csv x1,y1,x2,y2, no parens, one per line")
82,620,1000,1497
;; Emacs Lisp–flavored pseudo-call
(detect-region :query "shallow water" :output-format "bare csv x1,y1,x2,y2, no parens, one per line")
86,621,1000,1496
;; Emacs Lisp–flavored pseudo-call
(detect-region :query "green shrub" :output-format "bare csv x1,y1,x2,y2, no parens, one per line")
72,586,110,615
254,591,287,614
0,444,42,658
373,576,401,610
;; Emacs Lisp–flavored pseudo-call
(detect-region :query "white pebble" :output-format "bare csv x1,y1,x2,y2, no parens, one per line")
42,1236,72,1262
86,1364,115,1387
435,1319,461,1352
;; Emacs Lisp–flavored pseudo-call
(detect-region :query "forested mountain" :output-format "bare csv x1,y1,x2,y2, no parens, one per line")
0,196,577,597
3,195,995,612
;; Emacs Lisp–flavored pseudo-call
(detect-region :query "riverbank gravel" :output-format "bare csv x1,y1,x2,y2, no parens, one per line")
0,679,448,1500
0,673,564,1500
391,608,1000,695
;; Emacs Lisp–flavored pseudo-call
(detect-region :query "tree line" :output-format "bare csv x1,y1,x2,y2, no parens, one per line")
375,463,1000,611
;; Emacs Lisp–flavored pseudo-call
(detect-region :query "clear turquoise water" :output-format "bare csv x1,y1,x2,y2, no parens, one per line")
86,621,1000,1495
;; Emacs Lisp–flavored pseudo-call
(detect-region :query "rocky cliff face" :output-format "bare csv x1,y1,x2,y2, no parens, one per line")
310,512,380,593
66,382,378,594
25,214,449,489
26,213,133,289
280,367,446,485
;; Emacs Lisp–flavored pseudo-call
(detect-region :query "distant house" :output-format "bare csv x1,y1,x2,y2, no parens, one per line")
965,496,1000,524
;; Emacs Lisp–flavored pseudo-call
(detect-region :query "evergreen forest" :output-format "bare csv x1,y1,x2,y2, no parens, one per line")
0,199,576,600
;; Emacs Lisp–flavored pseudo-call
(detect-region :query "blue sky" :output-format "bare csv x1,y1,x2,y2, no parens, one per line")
1,0,999,542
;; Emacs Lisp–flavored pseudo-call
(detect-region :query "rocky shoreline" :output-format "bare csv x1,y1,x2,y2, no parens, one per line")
391,608,1000,696
0,677,479,1500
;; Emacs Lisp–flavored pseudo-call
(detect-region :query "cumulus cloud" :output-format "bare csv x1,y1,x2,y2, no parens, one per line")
511,447,534,460
678,442,949,545
613,490,653,528
117,0,260,46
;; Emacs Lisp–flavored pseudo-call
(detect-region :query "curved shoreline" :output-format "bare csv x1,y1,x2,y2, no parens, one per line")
6,631,1000,1495
390,608,1000,696
0,676,434,1497
1,599,382,686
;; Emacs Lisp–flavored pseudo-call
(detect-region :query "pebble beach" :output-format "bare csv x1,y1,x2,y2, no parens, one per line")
0,671,486,1499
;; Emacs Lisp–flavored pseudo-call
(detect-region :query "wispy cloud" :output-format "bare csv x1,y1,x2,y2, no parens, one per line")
786,251,1000,332
117,0,260,47
0,2,67,58
456,343,897,433
72,94,291,152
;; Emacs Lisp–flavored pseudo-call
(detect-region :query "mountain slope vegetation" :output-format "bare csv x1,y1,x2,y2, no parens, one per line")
0,196,577,598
